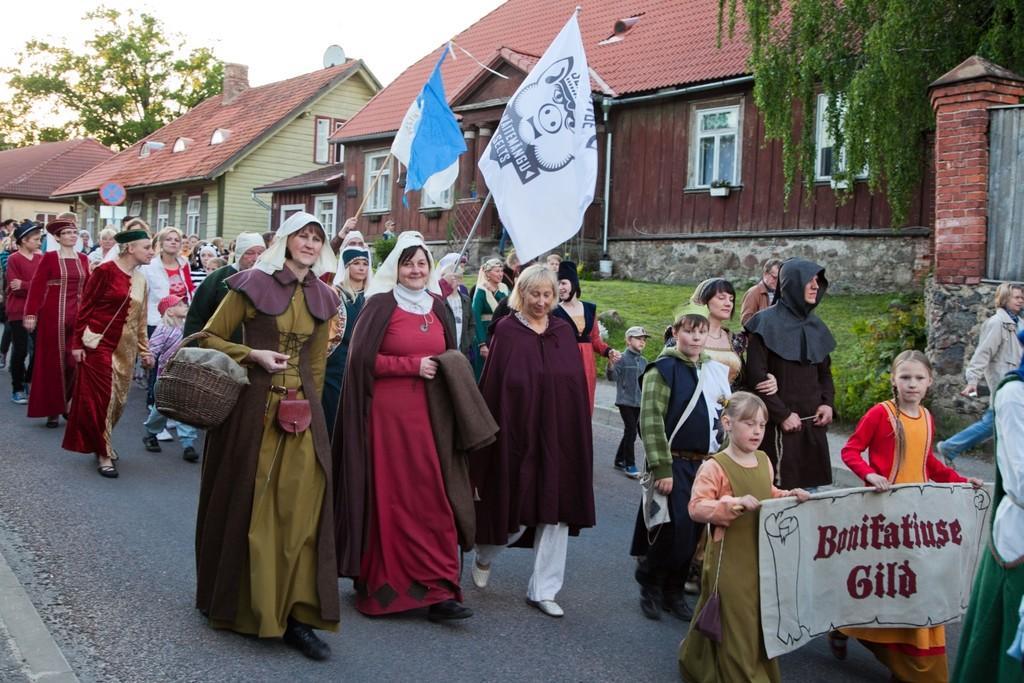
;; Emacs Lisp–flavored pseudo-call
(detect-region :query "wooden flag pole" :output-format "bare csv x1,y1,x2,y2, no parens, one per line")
456,191,493,263
353,151,394,220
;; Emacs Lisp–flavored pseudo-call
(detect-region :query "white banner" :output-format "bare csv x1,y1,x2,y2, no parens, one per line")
477,13,598,264
758,484,991,658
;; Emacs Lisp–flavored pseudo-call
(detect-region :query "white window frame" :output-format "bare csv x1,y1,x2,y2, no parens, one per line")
186,195,201,235
128,200,142,217
364,151,392,214
689,103,742,189
314,117,331,164
815,93,869,182
156,199,170,229
85,210,96,235
280,203,306,226
314,194,337,235
420,182,454,210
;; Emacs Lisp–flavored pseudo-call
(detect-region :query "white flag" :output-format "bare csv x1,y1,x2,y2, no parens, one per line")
478,13,598,264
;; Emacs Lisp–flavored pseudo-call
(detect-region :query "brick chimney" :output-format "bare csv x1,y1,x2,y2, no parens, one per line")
223,63,249,105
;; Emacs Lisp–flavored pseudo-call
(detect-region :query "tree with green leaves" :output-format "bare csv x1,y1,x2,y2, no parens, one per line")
720,0,1024,225
1,6,223,150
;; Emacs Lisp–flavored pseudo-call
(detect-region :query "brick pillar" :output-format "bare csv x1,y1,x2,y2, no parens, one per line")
925,56,1024,428
928,56,1024,285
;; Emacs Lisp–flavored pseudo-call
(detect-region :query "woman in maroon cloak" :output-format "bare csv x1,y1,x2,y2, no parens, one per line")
334,231,474,623
63,228,154,478
23,219,90,427
471,264,596,618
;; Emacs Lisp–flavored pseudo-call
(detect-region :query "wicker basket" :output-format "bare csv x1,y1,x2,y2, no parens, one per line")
154,332,248,429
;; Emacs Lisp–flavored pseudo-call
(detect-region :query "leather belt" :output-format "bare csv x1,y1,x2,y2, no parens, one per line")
671,450,708,461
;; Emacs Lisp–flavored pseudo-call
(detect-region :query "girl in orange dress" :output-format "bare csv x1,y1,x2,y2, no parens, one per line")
837,350,983,681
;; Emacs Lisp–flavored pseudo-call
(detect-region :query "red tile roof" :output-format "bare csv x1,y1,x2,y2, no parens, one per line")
54,61,369,196
334,0,750,141
0,139,113,200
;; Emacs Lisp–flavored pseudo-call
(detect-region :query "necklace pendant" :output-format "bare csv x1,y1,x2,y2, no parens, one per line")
420,322,430,333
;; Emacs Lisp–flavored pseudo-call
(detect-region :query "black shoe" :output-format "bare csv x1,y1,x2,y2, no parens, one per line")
182,446,199,463
427,599,473,622
283,620,330,661
142,434,161,452
97,462,118,479
45,417,59,428
613,461,627,471
662,593,693,621
640,586,662,620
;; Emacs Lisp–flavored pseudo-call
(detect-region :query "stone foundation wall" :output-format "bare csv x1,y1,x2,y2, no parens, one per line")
925,278,1000,423
605,232,932,293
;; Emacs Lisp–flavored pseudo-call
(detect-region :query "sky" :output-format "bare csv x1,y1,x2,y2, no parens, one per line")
2,0,506,88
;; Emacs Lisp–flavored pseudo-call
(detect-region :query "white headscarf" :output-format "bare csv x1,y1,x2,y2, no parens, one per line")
331,230,373,288
365,230,440,313
232,232,265,266
437,252,463,276
253,211,337,276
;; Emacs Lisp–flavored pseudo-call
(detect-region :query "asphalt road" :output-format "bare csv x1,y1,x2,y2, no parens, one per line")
0,384,968,682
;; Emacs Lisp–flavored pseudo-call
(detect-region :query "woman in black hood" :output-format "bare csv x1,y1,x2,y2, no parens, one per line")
743,258,836,489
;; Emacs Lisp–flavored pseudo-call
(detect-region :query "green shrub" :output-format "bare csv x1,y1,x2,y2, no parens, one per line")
832,294,927,423
373,235,397,264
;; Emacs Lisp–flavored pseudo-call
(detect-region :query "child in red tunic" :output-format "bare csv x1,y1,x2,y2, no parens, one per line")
836,350,982,681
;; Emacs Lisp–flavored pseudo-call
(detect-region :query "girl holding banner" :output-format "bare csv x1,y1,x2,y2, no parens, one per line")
837,350,981,681
680,391,810,682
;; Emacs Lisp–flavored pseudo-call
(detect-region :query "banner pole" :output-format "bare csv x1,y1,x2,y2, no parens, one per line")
456,191,493,263
353,151,394,220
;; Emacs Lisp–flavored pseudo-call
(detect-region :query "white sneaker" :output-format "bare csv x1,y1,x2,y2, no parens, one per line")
156,429,174,441
527,598,564,618
471,561,491,589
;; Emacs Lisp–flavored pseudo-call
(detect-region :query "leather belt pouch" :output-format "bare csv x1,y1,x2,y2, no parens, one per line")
277,388,311,434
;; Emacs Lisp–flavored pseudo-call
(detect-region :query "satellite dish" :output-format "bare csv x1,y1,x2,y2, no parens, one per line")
323,45,347,68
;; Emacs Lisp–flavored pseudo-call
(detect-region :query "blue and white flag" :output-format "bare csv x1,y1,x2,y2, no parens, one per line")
391,48,466,203
478,13,598,263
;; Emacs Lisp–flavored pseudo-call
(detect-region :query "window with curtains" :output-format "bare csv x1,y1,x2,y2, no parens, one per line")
364,151,392,213
691,104,741,188
815,93,869,181
314,195,336,234
156,199,170,229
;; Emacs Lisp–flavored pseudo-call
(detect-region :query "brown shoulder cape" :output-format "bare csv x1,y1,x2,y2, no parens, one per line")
333,291,477,578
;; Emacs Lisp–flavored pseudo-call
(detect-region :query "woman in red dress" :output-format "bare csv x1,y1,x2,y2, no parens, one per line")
23,219,90,427
335,231,473,623
63,228,155,478
552,260,620,414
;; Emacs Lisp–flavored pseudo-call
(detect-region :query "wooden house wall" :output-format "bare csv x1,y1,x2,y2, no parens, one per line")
339,83,932,250
607,88,933,238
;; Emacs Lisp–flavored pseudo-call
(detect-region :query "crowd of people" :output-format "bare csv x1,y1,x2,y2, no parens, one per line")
0,211,1021,681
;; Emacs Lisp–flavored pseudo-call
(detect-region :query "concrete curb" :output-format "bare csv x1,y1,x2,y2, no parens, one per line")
0,547,78,682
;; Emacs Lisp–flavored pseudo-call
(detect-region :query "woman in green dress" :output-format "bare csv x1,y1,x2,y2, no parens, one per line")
194,211,340,661
471,257,507,379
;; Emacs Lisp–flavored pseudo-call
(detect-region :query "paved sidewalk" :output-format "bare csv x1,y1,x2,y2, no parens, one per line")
593,379,994,486
0,539,78,682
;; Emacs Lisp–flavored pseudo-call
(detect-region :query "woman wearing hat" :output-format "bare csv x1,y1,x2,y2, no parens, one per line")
335,231,480,623
552,260,621,414
322,236,372,439
63,227,155,478
5,220,44,405
471,257,508,379
23,219,90,427
194,212,340,660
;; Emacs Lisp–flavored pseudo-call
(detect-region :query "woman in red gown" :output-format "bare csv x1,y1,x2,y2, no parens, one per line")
23,219,90,427
336,231,473,623
63,228,155,478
